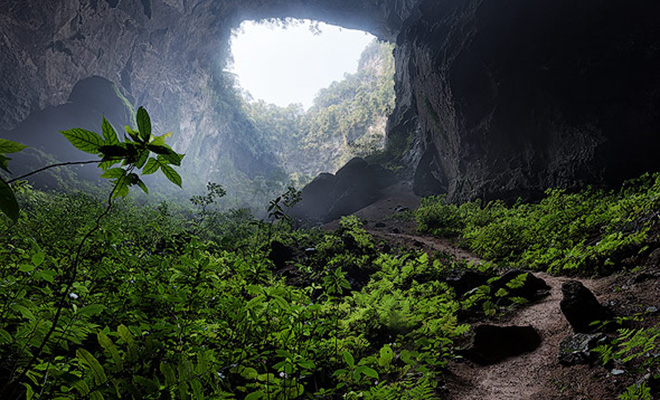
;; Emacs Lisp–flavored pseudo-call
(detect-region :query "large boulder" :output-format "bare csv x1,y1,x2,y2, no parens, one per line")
560,281,613,333
292,158,396,223
462,324,542,365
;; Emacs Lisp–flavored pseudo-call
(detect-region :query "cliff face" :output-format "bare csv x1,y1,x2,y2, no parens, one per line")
401,0,660,201
1,0,659,200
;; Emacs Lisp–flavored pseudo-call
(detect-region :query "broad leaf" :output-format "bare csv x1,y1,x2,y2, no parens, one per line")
0,178,19,222
142,158,160,175
102,117,119,144
100,168,126,179
60,128,104,154
76,348,107,385
342,351,355,369
136,107,151,142
160,152,184,167
98,332,123,372
0,138,27,153
245,391,265,400
134,149,149,169
135,177,149,194
160,164,182,187
355,365,379,379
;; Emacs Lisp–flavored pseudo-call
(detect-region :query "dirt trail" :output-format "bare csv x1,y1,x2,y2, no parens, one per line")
446,273,611,400
368,230,482,265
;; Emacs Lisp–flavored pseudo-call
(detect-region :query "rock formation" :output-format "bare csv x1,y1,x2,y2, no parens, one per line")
2,0,659,201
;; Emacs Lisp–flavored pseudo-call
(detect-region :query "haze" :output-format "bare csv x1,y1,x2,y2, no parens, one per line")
229,20,375,109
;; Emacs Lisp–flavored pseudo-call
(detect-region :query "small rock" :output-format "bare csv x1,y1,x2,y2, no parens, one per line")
558,333,608,365
611,369,626,376
648,248,660,265
462,325,542,365
560,281,613,333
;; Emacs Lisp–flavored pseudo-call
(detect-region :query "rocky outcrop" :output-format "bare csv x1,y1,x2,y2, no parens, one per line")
292,158,396,223
2,0,660,201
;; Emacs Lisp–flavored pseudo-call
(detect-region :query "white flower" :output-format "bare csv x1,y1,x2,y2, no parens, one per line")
68,293,79,300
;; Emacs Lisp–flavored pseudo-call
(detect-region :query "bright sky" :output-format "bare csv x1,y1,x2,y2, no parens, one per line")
229,20,375,109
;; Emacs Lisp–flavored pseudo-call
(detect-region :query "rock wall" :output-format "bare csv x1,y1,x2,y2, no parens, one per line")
401,0,660,201
2,0,659,201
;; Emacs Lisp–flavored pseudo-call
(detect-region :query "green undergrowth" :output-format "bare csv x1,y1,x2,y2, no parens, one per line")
0,184,480,399
416,173,660,275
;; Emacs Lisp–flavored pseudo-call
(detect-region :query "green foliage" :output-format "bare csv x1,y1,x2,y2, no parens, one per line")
415,175,660,274
0,186,466,399
593,322,659,400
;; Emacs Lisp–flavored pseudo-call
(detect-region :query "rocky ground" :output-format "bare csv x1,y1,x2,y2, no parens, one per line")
323,182,660,400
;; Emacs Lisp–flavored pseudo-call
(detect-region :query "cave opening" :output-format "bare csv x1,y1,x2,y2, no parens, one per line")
227,19,396,187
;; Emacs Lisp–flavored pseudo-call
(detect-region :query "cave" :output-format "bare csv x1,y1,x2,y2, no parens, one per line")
2,0,660,202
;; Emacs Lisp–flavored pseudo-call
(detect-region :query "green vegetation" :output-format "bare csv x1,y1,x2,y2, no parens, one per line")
245,40,396,183
0,108,471,399
0,188,474,399
415,176,660,275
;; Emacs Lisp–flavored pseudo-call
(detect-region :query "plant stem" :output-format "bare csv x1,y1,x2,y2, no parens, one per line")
3,171,124,398
7,160,99,184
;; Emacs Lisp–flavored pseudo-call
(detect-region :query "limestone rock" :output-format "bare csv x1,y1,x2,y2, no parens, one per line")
2,0,660,201
560,281,613,333
292,158,396,223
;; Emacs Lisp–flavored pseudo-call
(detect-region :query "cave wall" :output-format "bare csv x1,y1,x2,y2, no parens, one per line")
403,0,660,201
1,0,659,201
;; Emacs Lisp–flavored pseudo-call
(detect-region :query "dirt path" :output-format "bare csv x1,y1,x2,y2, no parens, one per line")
446,273,612,400
368,230,482,265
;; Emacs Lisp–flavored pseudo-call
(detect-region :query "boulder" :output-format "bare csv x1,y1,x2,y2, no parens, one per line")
292,158,397,223
489,269,551,301
462,324,542,365
557,333,608,365
267,240,295,270
445,269,489,296
560,281,613,333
